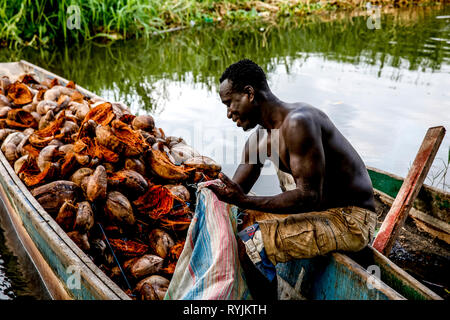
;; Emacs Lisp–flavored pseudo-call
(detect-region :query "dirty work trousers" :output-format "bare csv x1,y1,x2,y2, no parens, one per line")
249,206,377,266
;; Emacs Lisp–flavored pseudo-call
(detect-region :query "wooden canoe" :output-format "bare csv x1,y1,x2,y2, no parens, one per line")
0,60,445,300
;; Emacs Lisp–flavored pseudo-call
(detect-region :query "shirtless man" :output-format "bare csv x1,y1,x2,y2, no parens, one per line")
207,59,376,299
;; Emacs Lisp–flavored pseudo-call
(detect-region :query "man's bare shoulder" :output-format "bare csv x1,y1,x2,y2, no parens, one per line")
280,103,325,136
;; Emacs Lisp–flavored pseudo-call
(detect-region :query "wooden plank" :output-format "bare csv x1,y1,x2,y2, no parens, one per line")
368,167,450,223
374,188,450,244
373,126,446,255
0,181,71,300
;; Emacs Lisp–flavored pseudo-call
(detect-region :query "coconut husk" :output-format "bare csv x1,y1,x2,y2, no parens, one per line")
7,82,33,105
133,185,184,220
107,169,148,196
66,81,76,89
59,152,78,178
135,275,169,300
28,111,66,148
108,238,148,258
74,201,94,233
148,228,174,259
55,201,77,231
127,254,164,279
80,102,115,130
147,149,193,181
110,120,145,157
31,180,79,215
104,191,135,226
6,109,38,129
86,165,107,202
18,156,59,187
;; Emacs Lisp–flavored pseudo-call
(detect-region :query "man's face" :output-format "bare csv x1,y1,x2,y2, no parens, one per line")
219,79,257,131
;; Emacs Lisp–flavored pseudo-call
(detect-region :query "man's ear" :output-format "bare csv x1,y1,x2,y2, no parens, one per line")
244,85,255,102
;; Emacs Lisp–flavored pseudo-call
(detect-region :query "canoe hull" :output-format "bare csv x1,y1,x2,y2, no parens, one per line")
0,60,444,300
0,60,129,300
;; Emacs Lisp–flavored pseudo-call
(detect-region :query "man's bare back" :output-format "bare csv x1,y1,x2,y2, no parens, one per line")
265,103,375,211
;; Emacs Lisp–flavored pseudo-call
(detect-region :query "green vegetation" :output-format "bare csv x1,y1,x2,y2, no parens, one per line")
2,6,447,112
0,0,445,48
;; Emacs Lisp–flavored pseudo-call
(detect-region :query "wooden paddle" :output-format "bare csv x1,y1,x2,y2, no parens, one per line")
373,126,446,256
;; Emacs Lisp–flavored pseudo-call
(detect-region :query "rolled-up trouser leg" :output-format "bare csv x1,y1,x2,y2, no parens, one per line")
257,207,376,266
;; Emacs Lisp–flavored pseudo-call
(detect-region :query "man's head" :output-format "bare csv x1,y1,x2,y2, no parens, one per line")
219,59,268,131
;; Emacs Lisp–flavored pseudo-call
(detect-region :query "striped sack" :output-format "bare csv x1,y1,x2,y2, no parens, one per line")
164,179,251,300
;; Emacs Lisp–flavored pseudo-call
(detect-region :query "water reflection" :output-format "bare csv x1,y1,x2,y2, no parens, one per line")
0,6,449,195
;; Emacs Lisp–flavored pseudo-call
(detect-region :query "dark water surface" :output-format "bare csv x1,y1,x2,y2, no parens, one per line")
0,6,449,298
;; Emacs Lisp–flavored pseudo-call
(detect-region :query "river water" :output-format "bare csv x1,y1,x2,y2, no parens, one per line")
0,5,449,299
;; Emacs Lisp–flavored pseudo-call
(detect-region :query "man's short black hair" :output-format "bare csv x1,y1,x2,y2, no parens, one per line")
220,59,268,93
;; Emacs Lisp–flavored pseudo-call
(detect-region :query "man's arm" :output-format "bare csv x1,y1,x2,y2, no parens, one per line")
232,129,264,194
208,115,325,214
233,163,262,194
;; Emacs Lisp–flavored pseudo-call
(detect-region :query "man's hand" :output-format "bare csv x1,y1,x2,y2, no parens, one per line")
206,173,247,206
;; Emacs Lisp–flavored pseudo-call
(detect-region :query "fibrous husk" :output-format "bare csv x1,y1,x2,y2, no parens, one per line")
107,169,148,196
110,120,145,157
135,275,169,300
6,109,38,129
86,165,107,201
148,228,174,259
81,102,115,129
17,73,40,85
28,111,66,148
73,136,119,164
67,231,90,251
74,201,94,233
126,254,163,279
159,215,191,231
104,191,135,226
59,151,78,178
162,240,185,274
31,180,79,215
147,149,192,181
7,82,33,105
108,238,148,258
133,185,184,220
55,201,77,231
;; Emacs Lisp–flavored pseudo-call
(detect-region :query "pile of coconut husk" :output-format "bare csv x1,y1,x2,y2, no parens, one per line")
0,74,221,299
